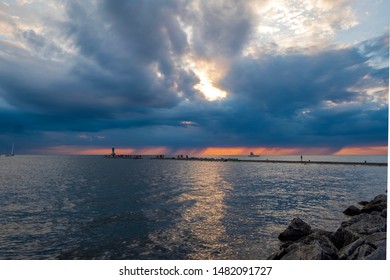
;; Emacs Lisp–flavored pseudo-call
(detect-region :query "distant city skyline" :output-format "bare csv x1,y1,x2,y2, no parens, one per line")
0,0,388,155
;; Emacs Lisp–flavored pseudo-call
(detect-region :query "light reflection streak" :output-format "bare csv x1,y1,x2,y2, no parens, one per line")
175,162,232,259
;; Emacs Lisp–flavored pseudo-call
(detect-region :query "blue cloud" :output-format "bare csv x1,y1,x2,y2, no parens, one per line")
0,1,388,153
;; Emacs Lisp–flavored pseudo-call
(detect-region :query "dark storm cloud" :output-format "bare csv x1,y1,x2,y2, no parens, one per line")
63,0,184,109
179,34,389,148
0,0,194,135
1,0,254,133
0,1,388,153
187,0,255,58
224,48,372,113
17,29,66,59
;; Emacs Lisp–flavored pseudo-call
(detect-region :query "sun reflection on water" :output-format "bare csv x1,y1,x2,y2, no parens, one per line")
144,161,235,259
176,162,232,259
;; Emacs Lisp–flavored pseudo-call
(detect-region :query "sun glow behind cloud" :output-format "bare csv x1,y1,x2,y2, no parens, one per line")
183,55,228,101
193,68,227,101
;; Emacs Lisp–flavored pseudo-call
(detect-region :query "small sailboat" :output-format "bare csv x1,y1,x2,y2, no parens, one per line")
248,152,259,157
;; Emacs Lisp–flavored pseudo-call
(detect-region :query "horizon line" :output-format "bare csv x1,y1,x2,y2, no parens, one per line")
6,144,388,157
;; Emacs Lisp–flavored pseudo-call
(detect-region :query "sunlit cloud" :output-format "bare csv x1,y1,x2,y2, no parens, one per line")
180,121,199,127
193,70,227,101
183,56,228,101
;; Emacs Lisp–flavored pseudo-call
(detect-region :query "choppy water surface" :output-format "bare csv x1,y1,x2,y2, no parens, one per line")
0,155,387,259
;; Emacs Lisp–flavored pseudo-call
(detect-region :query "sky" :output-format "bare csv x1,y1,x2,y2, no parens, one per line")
0,0,388,156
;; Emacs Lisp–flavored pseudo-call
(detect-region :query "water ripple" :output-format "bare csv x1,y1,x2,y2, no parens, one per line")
0,156,387,259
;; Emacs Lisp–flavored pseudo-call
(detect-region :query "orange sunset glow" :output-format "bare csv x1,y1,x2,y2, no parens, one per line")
334,146,388,156
200,146,388,156
35,145,388,156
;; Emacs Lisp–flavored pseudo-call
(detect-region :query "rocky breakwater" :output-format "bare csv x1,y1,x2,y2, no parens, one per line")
268,194,387,260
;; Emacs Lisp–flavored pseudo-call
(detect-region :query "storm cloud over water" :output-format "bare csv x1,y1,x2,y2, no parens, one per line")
0,0,388,154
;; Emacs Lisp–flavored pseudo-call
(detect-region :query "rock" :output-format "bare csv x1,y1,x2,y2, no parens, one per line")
364,233,387,260
332,226,360,249
358,201,369,206
267,251,281,260
270,230,339,260
361,194,387,214
346,213,386,235
371,194,386,204
343,205,361,216
278,218,312,242
365,240,386,260
339,232,386,260
332,212,386,250
268,194,387,260
350,243,376,259
281,231,339,260
381,209,386,218
338,237,365,259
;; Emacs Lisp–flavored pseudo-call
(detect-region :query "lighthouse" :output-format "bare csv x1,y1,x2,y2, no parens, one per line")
111,147,116,157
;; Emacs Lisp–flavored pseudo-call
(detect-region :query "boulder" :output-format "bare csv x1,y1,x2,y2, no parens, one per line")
339,232,386,260
343,213,386,235
365,240,386,260
343,205,361,216
332,226,360,249
282,231,338,260
332,212,386,249
278,218,312,242
361,194,387,214
381,209,387,218
349,243,376,259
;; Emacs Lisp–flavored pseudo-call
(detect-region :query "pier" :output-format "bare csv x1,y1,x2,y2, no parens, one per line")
151,156,387,166
104,147,386,166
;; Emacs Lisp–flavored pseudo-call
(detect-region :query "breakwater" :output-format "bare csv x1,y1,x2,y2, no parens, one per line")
150,156,387,166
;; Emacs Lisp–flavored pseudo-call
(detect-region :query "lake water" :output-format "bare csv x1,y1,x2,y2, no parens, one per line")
0,155,387,259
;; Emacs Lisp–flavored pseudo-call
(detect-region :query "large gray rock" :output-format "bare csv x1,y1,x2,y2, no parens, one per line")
343,205,361,216
332,212,386,249
342,212,386,235
365,240,386,260
339,232,386,260
331,227,360,250
381,209,387,218
278,218,312,242
282,231,338,260
361,194,387,214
